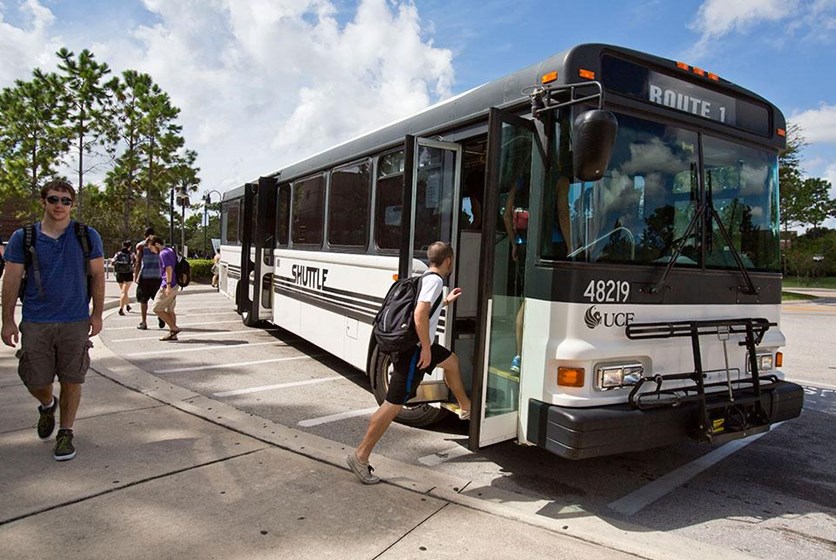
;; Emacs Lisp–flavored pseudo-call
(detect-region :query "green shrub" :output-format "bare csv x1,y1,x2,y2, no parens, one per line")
188,259,214,281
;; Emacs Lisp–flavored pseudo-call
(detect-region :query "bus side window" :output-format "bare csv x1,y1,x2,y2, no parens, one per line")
292,175,325,247
276,185,290,247
375,150,404,251
329,160,371,249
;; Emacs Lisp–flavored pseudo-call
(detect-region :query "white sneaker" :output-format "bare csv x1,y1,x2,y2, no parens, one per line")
346,453,380,484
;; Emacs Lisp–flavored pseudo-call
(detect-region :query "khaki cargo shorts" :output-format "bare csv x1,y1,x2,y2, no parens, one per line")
16,320,92,387
152,286,177,315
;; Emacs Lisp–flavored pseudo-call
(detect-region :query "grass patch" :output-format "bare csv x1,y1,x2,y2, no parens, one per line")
783,276,836,289
782,291,818,302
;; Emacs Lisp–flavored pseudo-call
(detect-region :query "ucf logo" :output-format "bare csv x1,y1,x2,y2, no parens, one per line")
584,306,635,329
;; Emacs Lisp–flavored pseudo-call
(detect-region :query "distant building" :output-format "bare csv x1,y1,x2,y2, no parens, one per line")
0,198,28,238
779,230,797,251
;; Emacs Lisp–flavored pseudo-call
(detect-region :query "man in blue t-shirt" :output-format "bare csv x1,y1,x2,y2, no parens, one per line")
1,180,105,462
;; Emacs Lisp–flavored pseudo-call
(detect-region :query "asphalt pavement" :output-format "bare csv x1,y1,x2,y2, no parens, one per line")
0,275,807,560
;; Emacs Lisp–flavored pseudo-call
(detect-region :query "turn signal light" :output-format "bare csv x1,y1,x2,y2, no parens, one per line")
775,352,783,368
777,128,786,137
541,71,558,84
392,274,399,281
578,68,595,80
558,367,585,387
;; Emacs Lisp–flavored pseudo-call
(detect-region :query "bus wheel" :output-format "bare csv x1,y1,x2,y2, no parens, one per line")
235,281,261,327
371,346,447,428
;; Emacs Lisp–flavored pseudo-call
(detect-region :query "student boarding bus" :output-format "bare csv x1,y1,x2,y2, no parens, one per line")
218,43,803,459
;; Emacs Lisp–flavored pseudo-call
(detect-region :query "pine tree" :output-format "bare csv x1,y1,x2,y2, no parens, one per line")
0,70,69,220
56,48,115,221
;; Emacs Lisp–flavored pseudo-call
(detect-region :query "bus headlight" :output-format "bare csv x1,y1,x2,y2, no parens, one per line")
596,363,644,390
747,353,774,373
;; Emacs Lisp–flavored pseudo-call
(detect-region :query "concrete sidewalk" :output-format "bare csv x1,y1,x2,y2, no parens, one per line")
0,277,758,559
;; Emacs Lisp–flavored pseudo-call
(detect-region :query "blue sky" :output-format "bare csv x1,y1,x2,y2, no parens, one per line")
1,0,834,224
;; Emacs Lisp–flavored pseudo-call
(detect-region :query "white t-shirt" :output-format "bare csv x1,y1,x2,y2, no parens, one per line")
417,272,444,338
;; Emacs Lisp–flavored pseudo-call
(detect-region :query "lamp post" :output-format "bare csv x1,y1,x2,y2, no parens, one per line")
202,189,222,257
175,184,191,255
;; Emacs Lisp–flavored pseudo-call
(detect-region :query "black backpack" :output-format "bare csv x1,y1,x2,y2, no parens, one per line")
19,222,92,302
174,254,191,288
113,251,133,274
372,272,442,355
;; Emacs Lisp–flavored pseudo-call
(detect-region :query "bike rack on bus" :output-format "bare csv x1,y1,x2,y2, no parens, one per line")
528,81,606,118
625,318,776,443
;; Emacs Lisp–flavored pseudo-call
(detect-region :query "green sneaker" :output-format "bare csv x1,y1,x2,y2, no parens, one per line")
54,429,76,461
37,398,58,440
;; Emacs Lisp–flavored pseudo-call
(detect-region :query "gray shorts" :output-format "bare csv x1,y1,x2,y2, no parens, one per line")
16,320,92,387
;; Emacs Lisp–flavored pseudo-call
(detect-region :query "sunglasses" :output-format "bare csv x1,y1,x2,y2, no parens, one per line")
46,195,74,207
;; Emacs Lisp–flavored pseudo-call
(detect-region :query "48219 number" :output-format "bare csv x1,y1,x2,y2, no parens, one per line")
583,280,630,303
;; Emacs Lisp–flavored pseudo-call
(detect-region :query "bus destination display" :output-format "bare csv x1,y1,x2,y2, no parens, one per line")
601,55,769,136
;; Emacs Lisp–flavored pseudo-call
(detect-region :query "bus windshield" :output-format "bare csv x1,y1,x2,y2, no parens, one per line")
545,111,780,271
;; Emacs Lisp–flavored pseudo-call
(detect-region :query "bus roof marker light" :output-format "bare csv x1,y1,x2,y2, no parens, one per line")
777,128,786,137
708,72,720,81
541,71,558,84
558,367,585,387
693,67,706,77
579,69,595,80
676,61,690,71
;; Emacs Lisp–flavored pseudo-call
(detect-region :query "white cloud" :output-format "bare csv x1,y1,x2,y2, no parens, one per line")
825,163,836,196
690,0,798,39
790,104,836,144
0,0,61,84
688,0,836,59
0,0,455,193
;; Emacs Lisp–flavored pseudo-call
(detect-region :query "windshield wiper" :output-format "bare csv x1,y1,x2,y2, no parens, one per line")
651,171,759,296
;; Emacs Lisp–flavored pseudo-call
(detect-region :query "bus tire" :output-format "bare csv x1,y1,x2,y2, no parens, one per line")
370,346,447,428
235,281,262,327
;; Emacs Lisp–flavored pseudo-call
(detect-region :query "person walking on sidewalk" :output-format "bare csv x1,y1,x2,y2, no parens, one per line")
134,227,162,330
211,250,221,289
148,236,180,341
1,180,105,461
347,241,471,484
112,240,134,316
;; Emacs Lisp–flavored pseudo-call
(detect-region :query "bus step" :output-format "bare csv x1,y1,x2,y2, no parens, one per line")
701,401,769,442
704,422,770,444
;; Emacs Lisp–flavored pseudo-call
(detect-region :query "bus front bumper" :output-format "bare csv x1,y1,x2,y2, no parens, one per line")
527,380,804,460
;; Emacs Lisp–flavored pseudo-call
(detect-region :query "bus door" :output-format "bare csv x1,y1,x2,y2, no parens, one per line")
399,135,463,402
472,108,544,448
238,177,277,326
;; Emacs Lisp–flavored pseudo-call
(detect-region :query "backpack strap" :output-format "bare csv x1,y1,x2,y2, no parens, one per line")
75,222,93,301
23,223,45,299
74,222,92,276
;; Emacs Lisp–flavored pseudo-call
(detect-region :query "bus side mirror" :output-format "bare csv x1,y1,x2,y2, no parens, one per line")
573,110,618,182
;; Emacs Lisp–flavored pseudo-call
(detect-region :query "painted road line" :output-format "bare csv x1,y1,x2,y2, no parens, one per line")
127,340,287,357
297,407,379,428
112,328,280,343
798,380,836,391
153,354,321,374
607,423,783,516
107,319,244,331
418,445,473,466
214,376,345,397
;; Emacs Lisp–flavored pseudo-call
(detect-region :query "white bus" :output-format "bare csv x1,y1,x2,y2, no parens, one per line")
218,44,803,459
